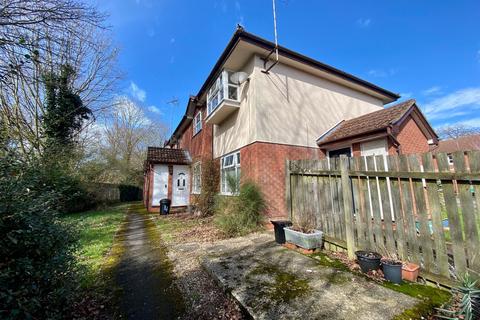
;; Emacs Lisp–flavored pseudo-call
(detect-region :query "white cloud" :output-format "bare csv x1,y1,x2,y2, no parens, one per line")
400,92,412,99
129,81,146,102
114,96,152,126
423,87,480,120
455,117,480,127
357,18,371,28
367,68,397,78
422,86,443,96
148,105,162,114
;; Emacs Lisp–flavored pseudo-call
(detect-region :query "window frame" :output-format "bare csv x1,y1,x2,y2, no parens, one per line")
207,69,240,116
193,111,202,136
192,162,201,194
220,151,241,195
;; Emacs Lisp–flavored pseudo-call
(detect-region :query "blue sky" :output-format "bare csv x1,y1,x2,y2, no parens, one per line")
93,0,480,135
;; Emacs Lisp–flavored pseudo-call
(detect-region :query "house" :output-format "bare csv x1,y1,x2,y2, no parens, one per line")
433,134,480,154
144,26,436,218
143,147,191,212
316,99,438,158
432,133,480,164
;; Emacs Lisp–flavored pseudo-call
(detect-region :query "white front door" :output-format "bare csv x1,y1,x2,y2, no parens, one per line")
172,165,190,206
152,164,168,207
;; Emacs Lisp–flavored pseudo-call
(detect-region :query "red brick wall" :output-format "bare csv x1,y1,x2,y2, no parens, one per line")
396,116,430,155
352,143,361,157
178,104,213,162
176,104,214,205
240,142,325,219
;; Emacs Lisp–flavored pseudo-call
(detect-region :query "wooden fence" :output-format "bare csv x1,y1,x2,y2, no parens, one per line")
286,151,480,285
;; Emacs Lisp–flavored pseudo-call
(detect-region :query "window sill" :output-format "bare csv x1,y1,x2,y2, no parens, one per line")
220,192,239,197
191,191,201,195
192,129,202,138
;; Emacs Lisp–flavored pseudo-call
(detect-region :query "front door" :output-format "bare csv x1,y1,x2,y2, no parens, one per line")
172,165,190,206
152,164,168,207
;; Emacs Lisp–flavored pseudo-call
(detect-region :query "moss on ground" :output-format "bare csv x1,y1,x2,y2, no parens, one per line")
248,263,311,303
310,251,350,272
385,282,451,320
305,250,451,319
143,212,186,315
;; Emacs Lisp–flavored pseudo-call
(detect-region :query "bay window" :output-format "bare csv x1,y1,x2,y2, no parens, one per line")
221,152,241,195
207,70,240,116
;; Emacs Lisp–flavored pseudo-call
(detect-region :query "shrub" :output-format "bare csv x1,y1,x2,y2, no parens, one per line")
193,158,219,216
0,153,80,319
214,181,266,237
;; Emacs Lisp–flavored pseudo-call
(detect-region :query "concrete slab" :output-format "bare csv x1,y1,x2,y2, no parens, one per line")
202,237,418,320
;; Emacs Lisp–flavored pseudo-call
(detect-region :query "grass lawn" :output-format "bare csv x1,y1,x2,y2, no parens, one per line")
62,202,131,287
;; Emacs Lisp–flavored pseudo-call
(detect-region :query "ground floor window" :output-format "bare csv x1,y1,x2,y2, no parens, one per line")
192,162,201,194
221,151,240,195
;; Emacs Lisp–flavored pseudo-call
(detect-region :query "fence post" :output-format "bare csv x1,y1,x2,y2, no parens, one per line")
340,155,355,259
285,160,292,220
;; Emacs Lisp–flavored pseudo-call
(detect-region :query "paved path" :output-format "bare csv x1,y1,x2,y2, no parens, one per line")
115,212,184,319
202,234,419,320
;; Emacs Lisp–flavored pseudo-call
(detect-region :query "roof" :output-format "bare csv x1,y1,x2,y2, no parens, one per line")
433,134,480,154
168,26,400,145
146,147,191,164
317,99,416,145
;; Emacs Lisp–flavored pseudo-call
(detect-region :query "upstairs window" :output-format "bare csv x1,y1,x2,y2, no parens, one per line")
221,152,241,195
207,70,240,116
193,111,202,135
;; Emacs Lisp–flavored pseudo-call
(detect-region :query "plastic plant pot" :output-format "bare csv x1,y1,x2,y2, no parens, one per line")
355,251,382,273
402,262,420,282
382,260,403,284
284,227,323,250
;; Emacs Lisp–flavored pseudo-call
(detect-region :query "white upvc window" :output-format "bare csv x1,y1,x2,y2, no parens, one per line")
206,70,240,116
220,151,241,195
193,111,202,135
192,162,201,194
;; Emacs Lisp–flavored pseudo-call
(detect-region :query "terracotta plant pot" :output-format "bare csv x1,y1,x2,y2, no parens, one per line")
402,262,420,282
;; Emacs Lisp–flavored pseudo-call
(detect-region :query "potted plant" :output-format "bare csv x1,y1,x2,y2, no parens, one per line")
355,250,382,273
402,262,420,282
284,210,323,250
381,252,403,284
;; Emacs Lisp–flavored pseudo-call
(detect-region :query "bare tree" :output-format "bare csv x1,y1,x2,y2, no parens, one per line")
0,0,103,83
437,124,480,140
0,1,120,157
82,97,168,185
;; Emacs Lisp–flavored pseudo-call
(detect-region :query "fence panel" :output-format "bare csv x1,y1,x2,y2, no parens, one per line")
287,151,480,285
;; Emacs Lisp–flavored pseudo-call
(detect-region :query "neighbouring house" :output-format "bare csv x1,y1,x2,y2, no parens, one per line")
432,133,480,164
316,99,438,159
144,26,437,218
